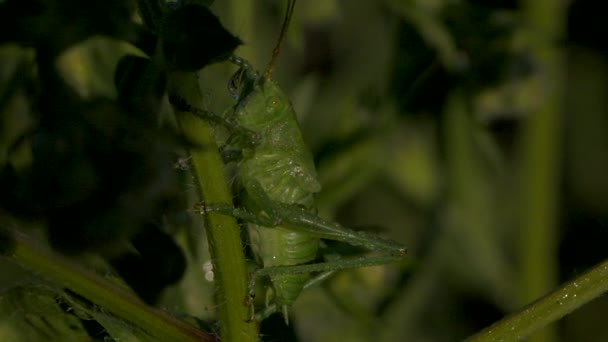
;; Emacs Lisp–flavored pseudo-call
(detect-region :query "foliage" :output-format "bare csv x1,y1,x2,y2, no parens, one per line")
2,0,608,341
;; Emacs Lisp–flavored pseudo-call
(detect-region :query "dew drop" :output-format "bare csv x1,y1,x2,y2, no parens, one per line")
266,96,280,113
203,260,215,282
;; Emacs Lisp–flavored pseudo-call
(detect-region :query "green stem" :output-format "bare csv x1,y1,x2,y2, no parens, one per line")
168,71,259,342
518,0,565,340
466,259,608,341
6,227,214,342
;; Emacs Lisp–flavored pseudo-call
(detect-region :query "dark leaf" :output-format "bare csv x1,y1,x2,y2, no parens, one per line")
0,0,140,57
160,4,241,71
115,54,168,121
109,224,187,304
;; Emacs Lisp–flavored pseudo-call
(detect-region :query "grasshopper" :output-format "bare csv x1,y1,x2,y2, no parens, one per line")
185,0,407,322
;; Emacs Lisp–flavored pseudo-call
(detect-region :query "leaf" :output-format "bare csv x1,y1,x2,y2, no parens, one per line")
0,285,91,341
160,4,241,71
0,0,139,57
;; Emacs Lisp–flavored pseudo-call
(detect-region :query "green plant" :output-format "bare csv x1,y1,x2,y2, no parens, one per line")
2,0,608,341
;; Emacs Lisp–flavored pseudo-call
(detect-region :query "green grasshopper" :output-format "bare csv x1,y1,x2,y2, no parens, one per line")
188,0,407,322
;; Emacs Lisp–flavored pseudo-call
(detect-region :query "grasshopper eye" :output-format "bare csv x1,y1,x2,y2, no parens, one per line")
228,67,246,99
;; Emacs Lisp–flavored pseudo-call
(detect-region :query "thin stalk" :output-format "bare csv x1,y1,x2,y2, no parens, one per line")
168,71,259,342
466,259,608,341
5,227,215,342
518,0,566,341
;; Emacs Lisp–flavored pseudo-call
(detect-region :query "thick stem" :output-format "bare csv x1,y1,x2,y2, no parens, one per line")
168,71,259,342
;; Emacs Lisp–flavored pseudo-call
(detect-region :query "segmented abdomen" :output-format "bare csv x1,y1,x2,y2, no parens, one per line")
240,148,320,308
248,225,318,307
236,78,321,310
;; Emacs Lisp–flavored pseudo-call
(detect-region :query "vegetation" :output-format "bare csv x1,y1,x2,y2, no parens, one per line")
2,0,608,341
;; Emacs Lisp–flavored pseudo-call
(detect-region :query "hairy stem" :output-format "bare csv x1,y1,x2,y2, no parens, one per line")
4,227,215,342
168,71,259,342
466,259,608,341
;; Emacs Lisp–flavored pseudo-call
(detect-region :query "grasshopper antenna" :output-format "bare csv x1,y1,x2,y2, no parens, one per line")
264,0,296,81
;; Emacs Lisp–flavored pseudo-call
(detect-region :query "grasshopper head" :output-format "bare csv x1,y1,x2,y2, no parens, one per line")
233,77,291,131
228,0,296,131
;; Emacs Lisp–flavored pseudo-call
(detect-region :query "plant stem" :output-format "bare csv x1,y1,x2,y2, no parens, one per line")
168,71,259,342
5,227,214,342
466,259,608,341
518,0,566,340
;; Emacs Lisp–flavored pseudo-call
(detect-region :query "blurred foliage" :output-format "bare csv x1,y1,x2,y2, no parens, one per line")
1,0,608,341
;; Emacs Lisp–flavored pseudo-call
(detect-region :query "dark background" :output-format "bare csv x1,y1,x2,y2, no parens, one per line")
2,0,607,341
